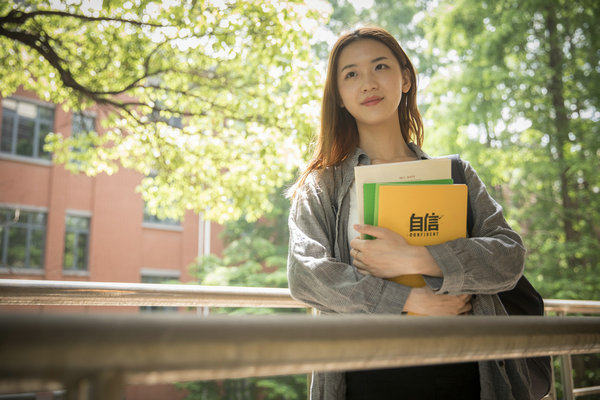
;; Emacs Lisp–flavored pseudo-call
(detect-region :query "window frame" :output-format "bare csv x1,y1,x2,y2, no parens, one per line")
0,204,47,272
142,205,182,230
63,211,91,273
71,112,96,137
1,97,55,161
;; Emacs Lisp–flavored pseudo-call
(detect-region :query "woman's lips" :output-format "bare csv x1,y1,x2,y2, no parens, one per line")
361,96,383,106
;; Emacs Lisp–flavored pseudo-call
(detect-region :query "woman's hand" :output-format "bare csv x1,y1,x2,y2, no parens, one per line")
350,224,442,278
405,286,472,316
350,225,471,316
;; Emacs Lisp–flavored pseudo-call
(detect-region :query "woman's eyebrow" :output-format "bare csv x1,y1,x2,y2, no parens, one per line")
340,56,390,72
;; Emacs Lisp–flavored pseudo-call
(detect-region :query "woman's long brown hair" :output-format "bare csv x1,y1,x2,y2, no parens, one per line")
291,26,423,196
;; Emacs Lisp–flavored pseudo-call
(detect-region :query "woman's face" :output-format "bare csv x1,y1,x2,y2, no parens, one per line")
336,39,411,129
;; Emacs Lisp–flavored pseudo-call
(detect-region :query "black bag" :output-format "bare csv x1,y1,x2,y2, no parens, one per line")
448,155,552,399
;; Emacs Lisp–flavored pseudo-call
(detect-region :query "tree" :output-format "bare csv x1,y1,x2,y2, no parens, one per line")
177,374,307,400
182,181,307,399
426,2,600,391
0,0,330,223
422,0,599,301
189,183,292,300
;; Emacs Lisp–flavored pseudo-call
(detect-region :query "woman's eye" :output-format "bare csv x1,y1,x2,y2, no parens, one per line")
375,63,388,70
344,71,357,79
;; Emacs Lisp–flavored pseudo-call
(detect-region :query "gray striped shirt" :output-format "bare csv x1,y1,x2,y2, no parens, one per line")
287,144,533,400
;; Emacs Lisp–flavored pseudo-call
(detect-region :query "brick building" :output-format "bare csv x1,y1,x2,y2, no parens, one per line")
0,87,224,399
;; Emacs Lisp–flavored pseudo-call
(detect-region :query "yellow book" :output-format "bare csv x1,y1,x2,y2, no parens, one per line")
375,184,468,288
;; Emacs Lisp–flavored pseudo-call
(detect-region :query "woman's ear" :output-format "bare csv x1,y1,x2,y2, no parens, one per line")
402,69,412,93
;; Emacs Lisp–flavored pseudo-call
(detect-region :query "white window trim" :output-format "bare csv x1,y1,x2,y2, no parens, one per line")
0,153,53,167
62,269,90,277
65,209,92,218
0,266,44,275
4,95,56,109
142,222,183,232
0,203,48,213
140,268,181,279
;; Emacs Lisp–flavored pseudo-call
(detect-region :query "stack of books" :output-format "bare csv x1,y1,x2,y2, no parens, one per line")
354,158,468,288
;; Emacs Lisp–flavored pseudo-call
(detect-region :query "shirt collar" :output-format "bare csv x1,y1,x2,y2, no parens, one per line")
349,143,431,167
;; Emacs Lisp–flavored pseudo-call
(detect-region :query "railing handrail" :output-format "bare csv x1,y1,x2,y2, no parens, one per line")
1,279,599,314
543,299,600,314
0,312,599,394
0,279,303,308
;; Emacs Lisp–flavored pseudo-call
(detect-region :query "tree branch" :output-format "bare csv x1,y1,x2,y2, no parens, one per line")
0,9,167,28
0,7,293,132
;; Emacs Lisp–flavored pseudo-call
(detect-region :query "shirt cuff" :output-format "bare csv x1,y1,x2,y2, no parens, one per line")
426,243,465,294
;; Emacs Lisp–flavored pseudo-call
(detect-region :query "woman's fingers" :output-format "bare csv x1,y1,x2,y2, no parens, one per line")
353,224,391,239
405,287,474,315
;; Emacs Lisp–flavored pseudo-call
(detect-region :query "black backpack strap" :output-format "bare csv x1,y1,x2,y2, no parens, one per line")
443,155,474,237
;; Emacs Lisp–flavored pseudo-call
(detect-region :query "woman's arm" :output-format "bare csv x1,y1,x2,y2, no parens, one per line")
287,174,412,314
426,160,525,295
288,174,470,316
349,160,525,297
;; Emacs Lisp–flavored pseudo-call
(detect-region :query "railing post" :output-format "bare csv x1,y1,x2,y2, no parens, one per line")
560,353,575,400
553,310,575,400
545,309,557,400
547,354,556,400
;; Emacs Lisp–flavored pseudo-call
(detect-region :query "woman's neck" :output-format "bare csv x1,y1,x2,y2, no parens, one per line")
357,119,417,164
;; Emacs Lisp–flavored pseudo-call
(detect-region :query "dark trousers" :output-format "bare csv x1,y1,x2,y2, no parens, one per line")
346,362,480,400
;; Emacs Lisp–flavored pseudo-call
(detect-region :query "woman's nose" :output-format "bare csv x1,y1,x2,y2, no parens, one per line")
361,73,378,92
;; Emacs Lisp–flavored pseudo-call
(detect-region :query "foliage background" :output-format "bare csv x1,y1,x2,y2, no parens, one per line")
2,0,596,300
186,1,599,396
1,0,598,398
1,0,328,223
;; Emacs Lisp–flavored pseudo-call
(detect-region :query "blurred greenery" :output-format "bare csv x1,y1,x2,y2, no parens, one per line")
189,183,292,305
1,0,329,223
177,374,307,400
190,0,598,396
184,181,308,398
2,0,598,397
421,0,599,303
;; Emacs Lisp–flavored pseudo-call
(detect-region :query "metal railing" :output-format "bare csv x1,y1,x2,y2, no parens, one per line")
0,279,303,308
543,299,600,399
1,279,599,400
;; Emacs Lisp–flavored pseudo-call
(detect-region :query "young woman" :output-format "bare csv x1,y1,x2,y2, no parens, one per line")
287,26,533,399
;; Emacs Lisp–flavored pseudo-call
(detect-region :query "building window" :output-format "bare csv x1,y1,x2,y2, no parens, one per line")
63,215,90,271
69,113,96,165
140,271,180,313
1,98,54,160
150,103,183,129
143,204,181,227
71,113,96,136
0,207,47,270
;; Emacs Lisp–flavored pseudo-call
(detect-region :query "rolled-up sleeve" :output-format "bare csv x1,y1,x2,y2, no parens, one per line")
426,160,526,295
